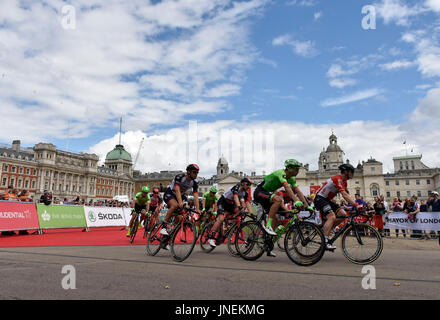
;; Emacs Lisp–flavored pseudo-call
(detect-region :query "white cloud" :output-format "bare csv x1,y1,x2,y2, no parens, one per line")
374,0,427,26
314,11,322,21
89,119,415,177
321,89,383,107
0,0,267,143
329,78,357,88
287,0,318,6
379,60,416,71
272,34,318,57
425,0,440,12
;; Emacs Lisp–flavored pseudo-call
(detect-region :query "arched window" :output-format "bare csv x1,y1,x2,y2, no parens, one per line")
370,184,380,197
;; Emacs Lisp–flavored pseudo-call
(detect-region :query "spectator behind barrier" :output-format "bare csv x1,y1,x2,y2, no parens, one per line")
39,191,52,205
18,190,32,202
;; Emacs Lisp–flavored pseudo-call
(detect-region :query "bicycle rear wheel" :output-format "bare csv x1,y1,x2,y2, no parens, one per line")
129,216,139,244
284,221,325,266
170,221,197,262
199,221,216,253
234,221,265,261
341,223,383,265
146,223,162,256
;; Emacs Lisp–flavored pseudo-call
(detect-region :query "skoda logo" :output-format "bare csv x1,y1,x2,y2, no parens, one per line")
88,211,96,222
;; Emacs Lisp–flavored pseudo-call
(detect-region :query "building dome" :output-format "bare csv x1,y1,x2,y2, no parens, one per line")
106,145,132,162
326,143,343,152
218,156,228,165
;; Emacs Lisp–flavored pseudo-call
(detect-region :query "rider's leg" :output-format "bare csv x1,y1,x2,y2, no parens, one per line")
265,195,281,235
161,199,178,236
208,213,225,247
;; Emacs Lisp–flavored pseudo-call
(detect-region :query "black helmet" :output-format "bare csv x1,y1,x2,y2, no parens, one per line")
339,163,355,173
241,177,253,185
186,164,200,172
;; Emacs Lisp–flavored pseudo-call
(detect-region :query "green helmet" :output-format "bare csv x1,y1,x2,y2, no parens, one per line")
210,186,218,193
285,159,302,168
142,186,149,193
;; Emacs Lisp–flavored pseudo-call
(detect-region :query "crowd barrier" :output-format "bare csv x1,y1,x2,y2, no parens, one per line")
1,201,439,234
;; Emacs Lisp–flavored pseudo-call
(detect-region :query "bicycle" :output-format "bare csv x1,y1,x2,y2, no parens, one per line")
142,209,159,239
129,209,148,244
199,208,255,257
146,202,198,262
234,204,326,266
319,208,383,265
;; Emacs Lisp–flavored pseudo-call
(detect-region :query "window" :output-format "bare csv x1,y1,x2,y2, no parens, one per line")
405,180,410,185
371,167,375,172
24,180,29,188
10,178,14,187
18,180,22,188
370,184,379,197
427,179,431,185
26,169,30,175
386,192,390,198
417,191,422,197
397,191,401,198
416,180,420,185
395,180,400,186
19,167,23,174
4,165,8,171
2,177,6,186
407,191,411,197
32,181,36,189
386,181,390,186
11,167,16,173
65,184,69,192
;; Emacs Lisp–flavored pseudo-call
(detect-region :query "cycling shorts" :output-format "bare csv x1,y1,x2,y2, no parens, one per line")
314,195,341,217
217,196,236,216
253,185,273,212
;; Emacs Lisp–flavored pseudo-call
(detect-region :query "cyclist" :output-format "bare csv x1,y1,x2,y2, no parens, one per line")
208,177,253,248
126,186,150,237
313,163,360,249
197,186,218,233
146,188,163,230
254,159,313,241
160,164,202,237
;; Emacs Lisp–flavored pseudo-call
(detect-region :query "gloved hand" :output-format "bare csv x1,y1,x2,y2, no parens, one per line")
294,201,304,208
307,205,314,212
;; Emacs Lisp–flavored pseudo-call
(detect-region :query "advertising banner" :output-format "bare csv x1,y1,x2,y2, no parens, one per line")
122,207,133,226
84,206,127,228
0,201,40,231
36,204,87,229
385,212,440,231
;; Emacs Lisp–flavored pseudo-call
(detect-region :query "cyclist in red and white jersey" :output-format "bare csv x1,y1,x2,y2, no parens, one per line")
314,163,360,249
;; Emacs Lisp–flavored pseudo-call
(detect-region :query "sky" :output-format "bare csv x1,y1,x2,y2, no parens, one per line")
1,0,440,177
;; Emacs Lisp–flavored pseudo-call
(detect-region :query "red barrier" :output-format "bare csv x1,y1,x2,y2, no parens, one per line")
0,201,40,231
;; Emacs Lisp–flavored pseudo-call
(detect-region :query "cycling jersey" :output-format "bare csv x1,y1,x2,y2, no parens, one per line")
168,173,199,195
135,192,150,206
316,175,347,200
261,169,298,193
149,195,163,208
203,192,218,208
223,184,249,203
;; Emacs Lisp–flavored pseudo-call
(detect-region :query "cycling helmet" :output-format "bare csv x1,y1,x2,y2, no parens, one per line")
188,195,194,201
210,185,218,193
339,163,355,173
142,186,149,193
241,177,254,185
153,188,159,194
186,164,200,172
285,159,302,168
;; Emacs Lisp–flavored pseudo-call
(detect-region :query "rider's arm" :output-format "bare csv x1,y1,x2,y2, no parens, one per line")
202,197,206,211
340,190,356,207
175,184,183,207
233,194,241,208
293,186,309,207
194,192,200,211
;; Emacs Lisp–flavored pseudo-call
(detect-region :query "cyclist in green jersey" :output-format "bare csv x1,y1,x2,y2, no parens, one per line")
254,159,313,253
126,186,151,237
197,186,218,233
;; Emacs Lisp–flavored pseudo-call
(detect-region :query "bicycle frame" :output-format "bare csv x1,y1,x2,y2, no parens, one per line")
326,211,371,246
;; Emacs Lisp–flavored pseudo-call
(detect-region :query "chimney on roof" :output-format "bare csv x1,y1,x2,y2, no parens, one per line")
12,140,20,152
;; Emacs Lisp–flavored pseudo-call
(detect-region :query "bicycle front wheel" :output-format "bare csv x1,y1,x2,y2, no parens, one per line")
199,221,216,253
170,221,197,262
130,216,139,244
341,223,383,265
226,224,240,257
234,221,265,261
284,221,325,266
146,223,162,256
